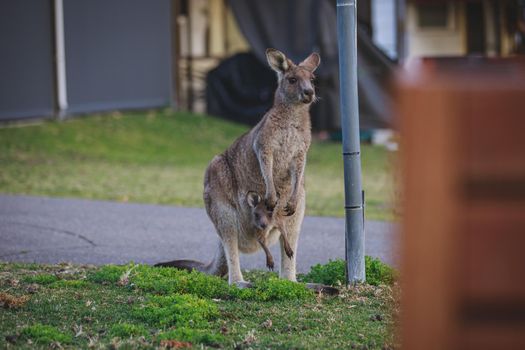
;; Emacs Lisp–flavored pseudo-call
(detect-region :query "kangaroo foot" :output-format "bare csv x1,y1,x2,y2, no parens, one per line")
305,283,340,296
234,281,253,289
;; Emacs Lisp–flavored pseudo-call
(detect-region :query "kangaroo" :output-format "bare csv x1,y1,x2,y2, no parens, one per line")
155,48,320,287
246,191,294,271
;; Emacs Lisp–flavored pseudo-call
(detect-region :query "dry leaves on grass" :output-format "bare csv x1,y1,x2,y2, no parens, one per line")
242,329,257,346
260,319,272,329
118,265,137,286
0,292,30,309
159,339,193,348
25,283,40,294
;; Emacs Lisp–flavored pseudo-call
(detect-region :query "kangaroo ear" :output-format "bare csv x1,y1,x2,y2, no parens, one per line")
266,48,291,73
299,52,320,72
247,192,261,208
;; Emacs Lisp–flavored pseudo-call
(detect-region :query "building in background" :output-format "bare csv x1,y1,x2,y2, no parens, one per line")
404,0,525,60
173,0,249,113
2,0,524,129
183,0,396,133
0,0,394,133
0,0,174,121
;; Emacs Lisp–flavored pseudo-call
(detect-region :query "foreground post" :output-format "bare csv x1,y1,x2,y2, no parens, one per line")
336,0,365,283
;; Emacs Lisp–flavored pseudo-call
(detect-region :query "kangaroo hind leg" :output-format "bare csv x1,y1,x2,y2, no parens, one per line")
279,198,305,282
208,201,249,287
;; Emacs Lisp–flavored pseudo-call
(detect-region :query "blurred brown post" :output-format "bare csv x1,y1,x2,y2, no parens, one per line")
399,58,525,350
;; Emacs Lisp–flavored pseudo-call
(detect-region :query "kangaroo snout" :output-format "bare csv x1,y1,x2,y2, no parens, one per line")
301,88,314,103
253,208,272,230
257,221,268,230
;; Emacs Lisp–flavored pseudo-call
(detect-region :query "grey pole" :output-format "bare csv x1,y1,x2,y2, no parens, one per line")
336,0,365,283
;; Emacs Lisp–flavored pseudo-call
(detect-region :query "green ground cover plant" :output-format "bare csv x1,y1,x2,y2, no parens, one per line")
89,263,314,302
0,111,395,220
132,294,219,328
19,324,72,345
300,256,398,287
22,274,59,285
0,261,399,349
109,323,148,338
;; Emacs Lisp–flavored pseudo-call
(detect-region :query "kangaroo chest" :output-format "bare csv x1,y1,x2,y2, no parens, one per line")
271,126,309,182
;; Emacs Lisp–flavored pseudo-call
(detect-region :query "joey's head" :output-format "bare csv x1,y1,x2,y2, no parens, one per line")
247,191,273,231
266,48,320,106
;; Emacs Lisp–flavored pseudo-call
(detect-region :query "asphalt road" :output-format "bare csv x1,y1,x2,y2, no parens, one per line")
0,195,399,272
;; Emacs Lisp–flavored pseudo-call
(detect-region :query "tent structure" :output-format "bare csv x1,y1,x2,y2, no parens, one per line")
206,0,395,131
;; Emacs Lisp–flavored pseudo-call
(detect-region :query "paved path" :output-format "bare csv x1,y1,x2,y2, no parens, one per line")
0,195,399,272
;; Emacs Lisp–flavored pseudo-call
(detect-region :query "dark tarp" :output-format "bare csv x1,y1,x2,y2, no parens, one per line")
206,53,276,126
206,0,394,130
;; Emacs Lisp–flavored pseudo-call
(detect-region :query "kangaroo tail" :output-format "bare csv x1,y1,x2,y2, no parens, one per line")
154,259,209,272
154,240,228,277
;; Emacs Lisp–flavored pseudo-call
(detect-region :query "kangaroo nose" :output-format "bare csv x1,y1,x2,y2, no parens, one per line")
304,89,313,96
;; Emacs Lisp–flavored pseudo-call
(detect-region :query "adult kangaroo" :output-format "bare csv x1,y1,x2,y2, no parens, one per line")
156,49,320,287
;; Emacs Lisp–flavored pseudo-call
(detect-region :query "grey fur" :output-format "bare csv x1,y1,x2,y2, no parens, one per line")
156,49,320,287
246,191,294,271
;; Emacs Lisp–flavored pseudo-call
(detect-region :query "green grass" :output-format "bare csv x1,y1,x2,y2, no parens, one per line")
0,110,395,220
19,324,72,345
109,323,148,338
0,262,399,349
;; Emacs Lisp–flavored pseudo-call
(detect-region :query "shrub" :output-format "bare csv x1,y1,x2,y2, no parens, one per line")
365,256,397,286
300,259,346,286
301,257,397,286
20,324,72,345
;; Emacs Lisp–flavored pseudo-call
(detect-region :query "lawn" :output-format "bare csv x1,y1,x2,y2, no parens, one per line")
0,113,398,348
0,260,399,349
0,110,395,220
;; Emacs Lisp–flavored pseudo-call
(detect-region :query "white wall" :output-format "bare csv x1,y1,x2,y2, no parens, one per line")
406,1,466,59
372,0,397,59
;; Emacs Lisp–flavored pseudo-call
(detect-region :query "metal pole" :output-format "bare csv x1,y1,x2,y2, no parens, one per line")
336,0,365,284
54,0,68,119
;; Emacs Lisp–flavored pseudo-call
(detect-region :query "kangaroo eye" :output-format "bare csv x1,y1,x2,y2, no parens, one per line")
288,77,297,84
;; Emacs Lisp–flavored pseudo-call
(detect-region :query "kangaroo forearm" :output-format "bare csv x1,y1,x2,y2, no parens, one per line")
290,155,306,201
255,147,276,198
289,172,301,200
